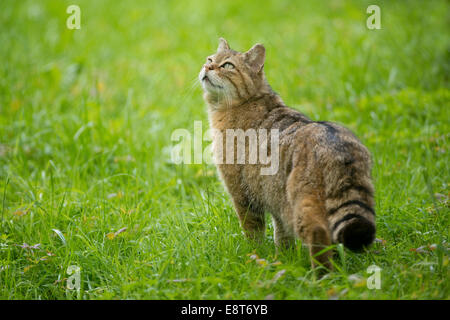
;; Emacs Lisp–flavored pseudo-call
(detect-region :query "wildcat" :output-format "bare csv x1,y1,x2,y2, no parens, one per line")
199,38,375,270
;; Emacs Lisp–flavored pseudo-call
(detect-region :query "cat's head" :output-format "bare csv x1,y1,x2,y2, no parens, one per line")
199,38,269,107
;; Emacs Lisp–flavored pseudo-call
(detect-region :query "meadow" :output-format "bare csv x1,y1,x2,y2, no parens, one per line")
0,0,448,299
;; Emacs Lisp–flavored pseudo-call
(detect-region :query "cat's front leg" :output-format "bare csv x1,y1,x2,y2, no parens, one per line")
272,214,296,249
231,198,266,242
217,165,266,242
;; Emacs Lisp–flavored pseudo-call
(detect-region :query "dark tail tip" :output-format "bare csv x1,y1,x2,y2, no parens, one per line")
338,217,375,252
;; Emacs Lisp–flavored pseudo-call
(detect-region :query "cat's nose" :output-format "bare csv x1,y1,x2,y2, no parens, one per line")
205,64,216,71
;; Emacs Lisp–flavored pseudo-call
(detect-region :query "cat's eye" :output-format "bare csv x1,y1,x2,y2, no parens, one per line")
207,58,213,63
221,62,235,70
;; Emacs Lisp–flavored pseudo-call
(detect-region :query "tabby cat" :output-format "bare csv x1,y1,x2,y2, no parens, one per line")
199,38,376,270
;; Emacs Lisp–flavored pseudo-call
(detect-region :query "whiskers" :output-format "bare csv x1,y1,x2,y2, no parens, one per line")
208,73,233,108
178,75,203,105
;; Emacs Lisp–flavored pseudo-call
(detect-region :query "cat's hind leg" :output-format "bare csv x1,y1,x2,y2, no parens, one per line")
293,194,333,270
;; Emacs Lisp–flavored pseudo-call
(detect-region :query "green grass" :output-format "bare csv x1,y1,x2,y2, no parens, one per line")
0,0,449,299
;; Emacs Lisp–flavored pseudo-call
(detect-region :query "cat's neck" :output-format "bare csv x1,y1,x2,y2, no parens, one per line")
207,80,284,109
207,91,286,130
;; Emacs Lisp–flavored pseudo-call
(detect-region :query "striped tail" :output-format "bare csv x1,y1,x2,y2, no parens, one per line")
328,197,376,252
317,121,376,252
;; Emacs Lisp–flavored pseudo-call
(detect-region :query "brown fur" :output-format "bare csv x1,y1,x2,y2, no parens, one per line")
199,38,376,270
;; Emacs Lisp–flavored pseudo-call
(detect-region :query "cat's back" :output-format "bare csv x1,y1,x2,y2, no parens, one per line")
290,119,371,165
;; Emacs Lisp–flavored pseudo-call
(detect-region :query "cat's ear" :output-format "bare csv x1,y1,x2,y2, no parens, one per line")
217,38,230,52
244,43,265,72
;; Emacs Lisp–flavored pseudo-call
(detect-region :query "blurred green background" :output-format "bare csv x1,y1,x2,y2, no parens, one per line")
0,0,448,299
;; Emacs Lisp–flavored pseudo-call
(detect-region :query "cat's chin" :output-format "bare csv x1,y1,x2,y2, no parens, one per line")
203,77,223,89
202,84,225,97
202,83,225,99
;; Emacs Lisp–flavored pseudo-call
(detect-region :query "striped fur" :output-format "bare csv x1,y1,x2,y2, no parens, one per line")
200,39,376,271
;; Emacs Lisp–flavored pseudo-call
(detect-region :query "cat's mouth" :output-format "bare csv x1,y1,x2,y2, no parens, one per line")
202,75,223,89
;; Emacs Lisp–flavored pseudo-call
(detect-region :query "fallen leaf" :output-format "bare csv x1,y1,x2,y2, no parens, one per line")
327,288,337,297
410,243,441,253
255,258,268,266
115,227,127,235
13,210,28,217
354,279,367,288
271,269,286,283
23,265,33,273
327,288,340,300
106,232,116,240
106,227,128,240
410,245,435,254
